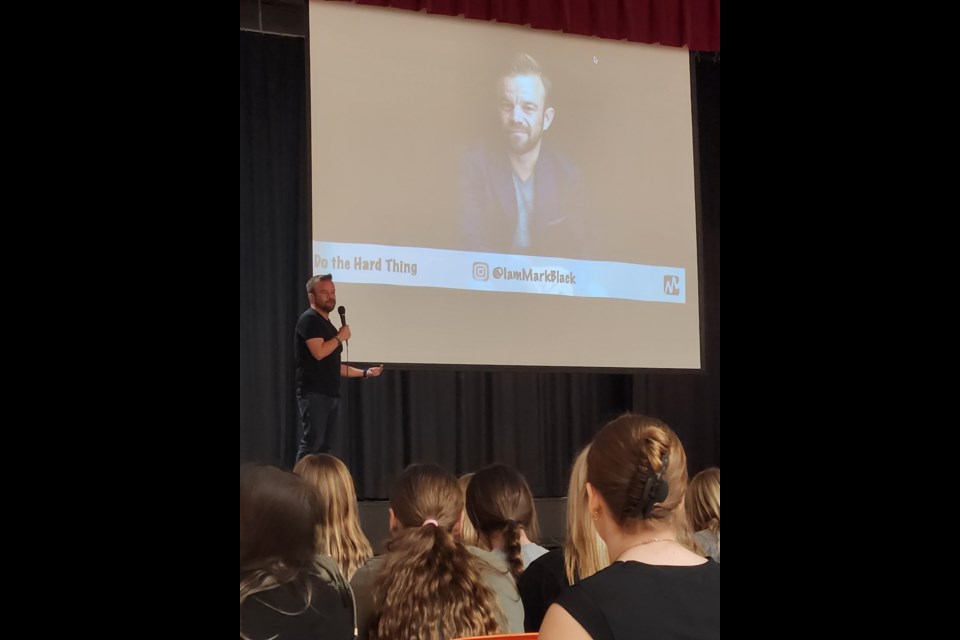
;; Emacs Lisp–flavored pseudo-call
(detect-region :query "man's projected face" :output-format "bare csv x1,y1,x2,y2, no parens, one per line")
499,74,553,155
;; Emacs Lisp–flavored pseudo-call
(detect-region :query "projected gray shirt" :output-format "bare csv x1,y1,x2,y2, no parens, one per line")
512,172,534,250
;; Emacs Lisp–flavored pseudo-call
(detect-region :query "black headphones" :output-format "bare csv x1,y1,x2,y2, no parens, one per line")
640,454,670,519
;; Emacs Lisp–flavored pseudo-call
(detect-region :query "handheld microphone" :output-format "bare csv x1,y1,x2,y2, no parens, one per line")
337,306,348,347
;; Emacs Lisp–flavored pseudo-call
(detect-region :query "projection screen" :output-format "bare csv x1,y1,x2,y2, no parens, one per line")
308,1,700,369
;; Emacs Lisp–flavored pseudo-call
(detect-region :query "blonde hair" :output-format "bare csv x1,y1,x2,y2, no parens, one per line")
458,473,479,547
293,454,373,581
563,445,609,584
373,464,502,640
686,467,720,555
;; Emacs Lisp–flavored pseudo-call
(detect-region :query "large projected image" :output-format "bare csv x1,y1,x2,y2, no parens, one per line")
461,52,589,260
308,2,699,369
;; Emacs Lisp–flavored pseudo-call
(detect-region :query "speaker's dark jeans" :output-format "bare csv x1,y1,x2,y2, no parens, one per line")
295,393,341,463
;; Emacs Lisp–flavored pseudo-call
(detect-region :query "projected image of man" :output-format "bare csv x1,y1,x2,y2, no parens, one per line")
461,52,589,259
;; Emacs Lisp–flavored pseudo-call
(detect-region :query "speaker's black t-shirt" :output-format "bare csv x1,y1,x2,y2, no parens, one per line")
294,308,342,396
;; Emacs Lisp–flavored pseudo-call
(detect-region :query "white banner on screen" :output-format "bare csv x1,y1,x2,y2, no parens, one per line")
314,242,685,303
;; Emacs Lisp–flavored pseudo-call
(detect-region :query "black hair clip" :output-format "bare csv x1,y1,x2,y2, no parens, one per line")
640,454,669,519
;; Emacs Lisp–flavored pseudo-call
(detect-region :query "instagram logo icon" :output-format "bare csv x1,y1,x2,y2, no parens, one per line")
472,262,489,281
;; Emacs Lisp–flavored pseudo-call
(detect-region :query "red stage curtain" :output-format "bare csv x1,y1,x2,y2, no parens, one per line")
341,0,720,51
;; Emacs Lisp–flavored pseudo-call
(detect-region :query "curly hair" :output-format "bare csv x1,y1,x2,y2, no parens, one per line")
372,464,502,640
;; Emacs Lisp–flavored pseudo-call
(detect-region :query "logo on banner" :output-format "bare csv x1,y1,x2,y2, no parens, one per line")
664,275,680,296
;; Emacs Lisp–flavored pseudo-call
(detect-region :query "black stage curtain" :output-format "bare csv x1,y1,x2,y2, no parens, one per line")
239,30,720,499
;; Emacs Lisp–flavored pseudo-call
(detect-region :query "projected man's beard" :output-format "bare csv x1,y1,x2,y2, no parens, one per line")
505,122,544,154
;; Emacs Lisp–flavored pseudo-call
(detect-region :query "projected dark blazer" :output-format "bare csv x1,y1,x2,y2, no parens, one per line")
460,144,591,260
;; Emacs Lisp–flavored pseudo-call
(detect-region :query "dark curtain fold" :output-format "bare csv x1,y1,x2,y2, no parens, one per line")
239,32,310,467
346,0,720,51
240,28,719,500
340,371,634,497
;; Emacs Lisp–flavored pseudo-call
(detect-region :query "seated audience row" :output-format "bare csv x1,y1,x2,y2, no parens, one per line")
241,412,718,639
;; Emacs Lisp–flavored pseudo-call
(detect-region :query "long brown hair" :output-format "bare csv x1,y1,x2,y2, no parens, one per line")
294,454,373,580
587,414,689,530
373,464,501,640
563,445,608,584
466,464,540,581
239,464,323,637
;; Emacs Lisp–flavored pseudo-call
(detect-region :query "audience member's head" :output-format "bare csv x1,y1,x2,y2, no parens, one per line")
587,414,688,534
241,463,320,578
466,463,541,580
294,453,373,580
374,463,501,640
685,466,720,562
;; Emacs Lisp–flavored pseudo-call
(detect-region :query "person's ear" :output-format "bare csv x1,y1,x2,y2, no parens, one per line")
586,482,601,518
542,106,555,131
388,508,399,533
